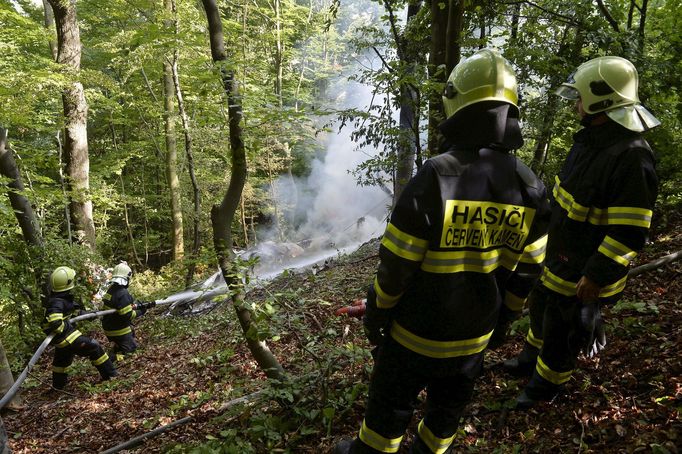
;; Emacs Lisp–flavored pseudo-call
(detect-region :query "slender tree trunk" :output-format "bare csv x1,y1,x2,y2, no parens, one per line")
445,0,465,75
637,0,648,56
42,0,57,60
0,129,42,247
427,0,449,155
48,0,96,249
274,0,283,107
163,0,184,262
0,340,23,413
170,53,201,284
202,0,284,380
0,414,9,454
511,2,520,40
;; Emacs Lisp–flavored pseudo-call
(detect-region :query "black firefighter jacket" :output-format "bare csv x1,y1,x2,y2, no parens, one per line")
368,146,551,359
102,284,144,338
540,121,658,303
42,292,83,348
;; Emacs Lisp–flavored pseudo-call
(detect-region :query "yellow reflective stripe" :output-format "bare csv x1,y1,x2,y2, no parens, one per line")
504,290,526,312
118,305,133,315
519,234,547,264
103,293,112,301
540,269,577,296
599,275,628,297
526,327,543,348
553,177,590,222
52,366,68,373
358,419,402,453
536,357,573,385
54,322,65,334
421,249,521,274
47,313,64,322
374,276,401,309
92,353,109,366
598,236,638,266
390,322,492,359
55,330,82,348
381,222,428,262
588,206,653,228
131,310,137,320
417,420,455,454
105,327,132,337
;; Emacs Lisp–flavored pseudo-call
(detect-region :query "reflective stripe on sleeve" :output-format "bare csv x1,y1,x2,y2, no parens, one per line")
381,223,428,262
52,366,68,373
526,327,543,349
92,353,110,366
390,322,492,359
118,305,133,316
47,313,64,322
358,419,403,453
421,249,521,274
374,277,401,309
540,269,577,296
105,327,132,337
417,420,455,454
598,236,638,266
55,330,82,348
599,275,628,297
519,234,547,264
553,178,590,222
504,290,526,312
536,356,573,385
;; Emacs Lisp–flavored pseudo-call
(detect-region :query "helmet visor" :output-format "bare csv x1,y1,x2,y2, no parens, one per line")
606,104,661,132
555,85,580,100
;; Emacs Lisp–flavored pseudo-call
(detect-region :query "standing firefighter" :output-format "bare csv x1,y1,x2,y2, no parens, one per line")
102,262,156,362
42,266,117,389
503,56,659,408
334,49,551,454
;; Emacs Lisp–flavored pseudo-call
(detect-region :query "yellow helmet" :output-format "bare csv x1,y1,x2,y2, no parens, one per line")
111,262,132,285
51,266,76,292
442,48,519,119
556,56,660,131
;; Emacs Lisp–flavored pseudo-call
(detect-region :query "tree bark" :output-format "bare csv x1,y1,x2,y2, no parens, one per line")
427,0,449,155
0,129,42,247
164,0,185,262
202,0,285,381
48,0,96,250
0,339,23,413
170,54,201,284
42,0,57,60
0,414,9,454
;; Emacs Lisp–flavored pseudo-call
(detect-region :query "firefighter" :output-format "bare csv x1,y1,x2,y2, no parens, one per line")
503,56,660,408
334,49,551,454
102,262,156,362
42,266,117,389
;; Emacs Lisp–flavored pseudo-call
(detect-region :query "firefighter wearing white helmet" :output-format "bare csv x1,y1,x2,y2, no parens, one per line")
101,262,155,361
503,56,659,409
334,49,550,454
42,266,117,389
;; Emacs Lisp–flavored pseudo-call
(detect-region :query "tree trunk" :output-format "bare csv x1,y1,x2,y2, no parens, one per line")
0,339,23,412
202,0,285,381
0,414,9,454
427,0,449,155
0,129,42,247
170,53,201,284
48,0,96,249
42,0,57,60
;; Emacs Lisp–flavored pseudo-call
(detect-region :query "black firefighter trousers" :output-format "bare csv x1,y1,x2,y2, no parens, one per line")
107,331,138,362
350,336,483,454
52,335,117,389
516,285,585,399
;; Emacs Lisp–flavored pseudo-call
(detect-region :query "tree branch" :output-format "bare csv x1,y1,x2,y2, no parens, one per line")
596,0,620,32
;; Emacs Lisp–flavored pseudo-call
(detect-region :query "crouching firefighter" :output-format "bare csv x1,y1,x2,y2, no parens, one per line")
42,266,117,389
102,262,156,362
334,49,551,454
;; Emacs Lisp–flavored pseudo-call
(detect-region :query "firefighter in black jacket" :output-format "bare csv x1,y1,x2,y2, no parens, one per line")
42,266,117,389
503,56,660,407
334,49,551,454
102,262,155,362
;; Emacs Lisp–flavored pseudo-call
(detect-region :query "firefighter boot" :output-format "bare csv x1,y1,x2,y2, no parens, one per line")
409,437,454,454
96,358,118,381
515,372,561,410
333,438,355,454
52,371,68,390
503,344,539,377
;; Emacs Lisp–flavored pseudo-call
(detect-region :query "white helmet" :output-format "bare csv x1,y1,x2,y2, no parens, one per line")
111,262,132,286
556,56,660,132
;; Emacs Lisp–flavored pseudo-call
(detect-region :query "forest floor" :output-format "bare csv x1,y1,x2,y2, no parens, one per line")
3,211,681,454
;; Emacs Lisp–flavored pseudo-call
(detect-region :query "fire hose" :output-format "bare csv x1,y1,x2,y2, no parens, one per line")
334,299,366,319
0,285,230,411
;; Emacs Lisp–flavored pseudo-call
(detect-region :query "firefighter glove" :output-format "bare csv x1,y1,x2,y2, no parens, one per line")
363,285,391,347
577,299,607,358
487,304,520,350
